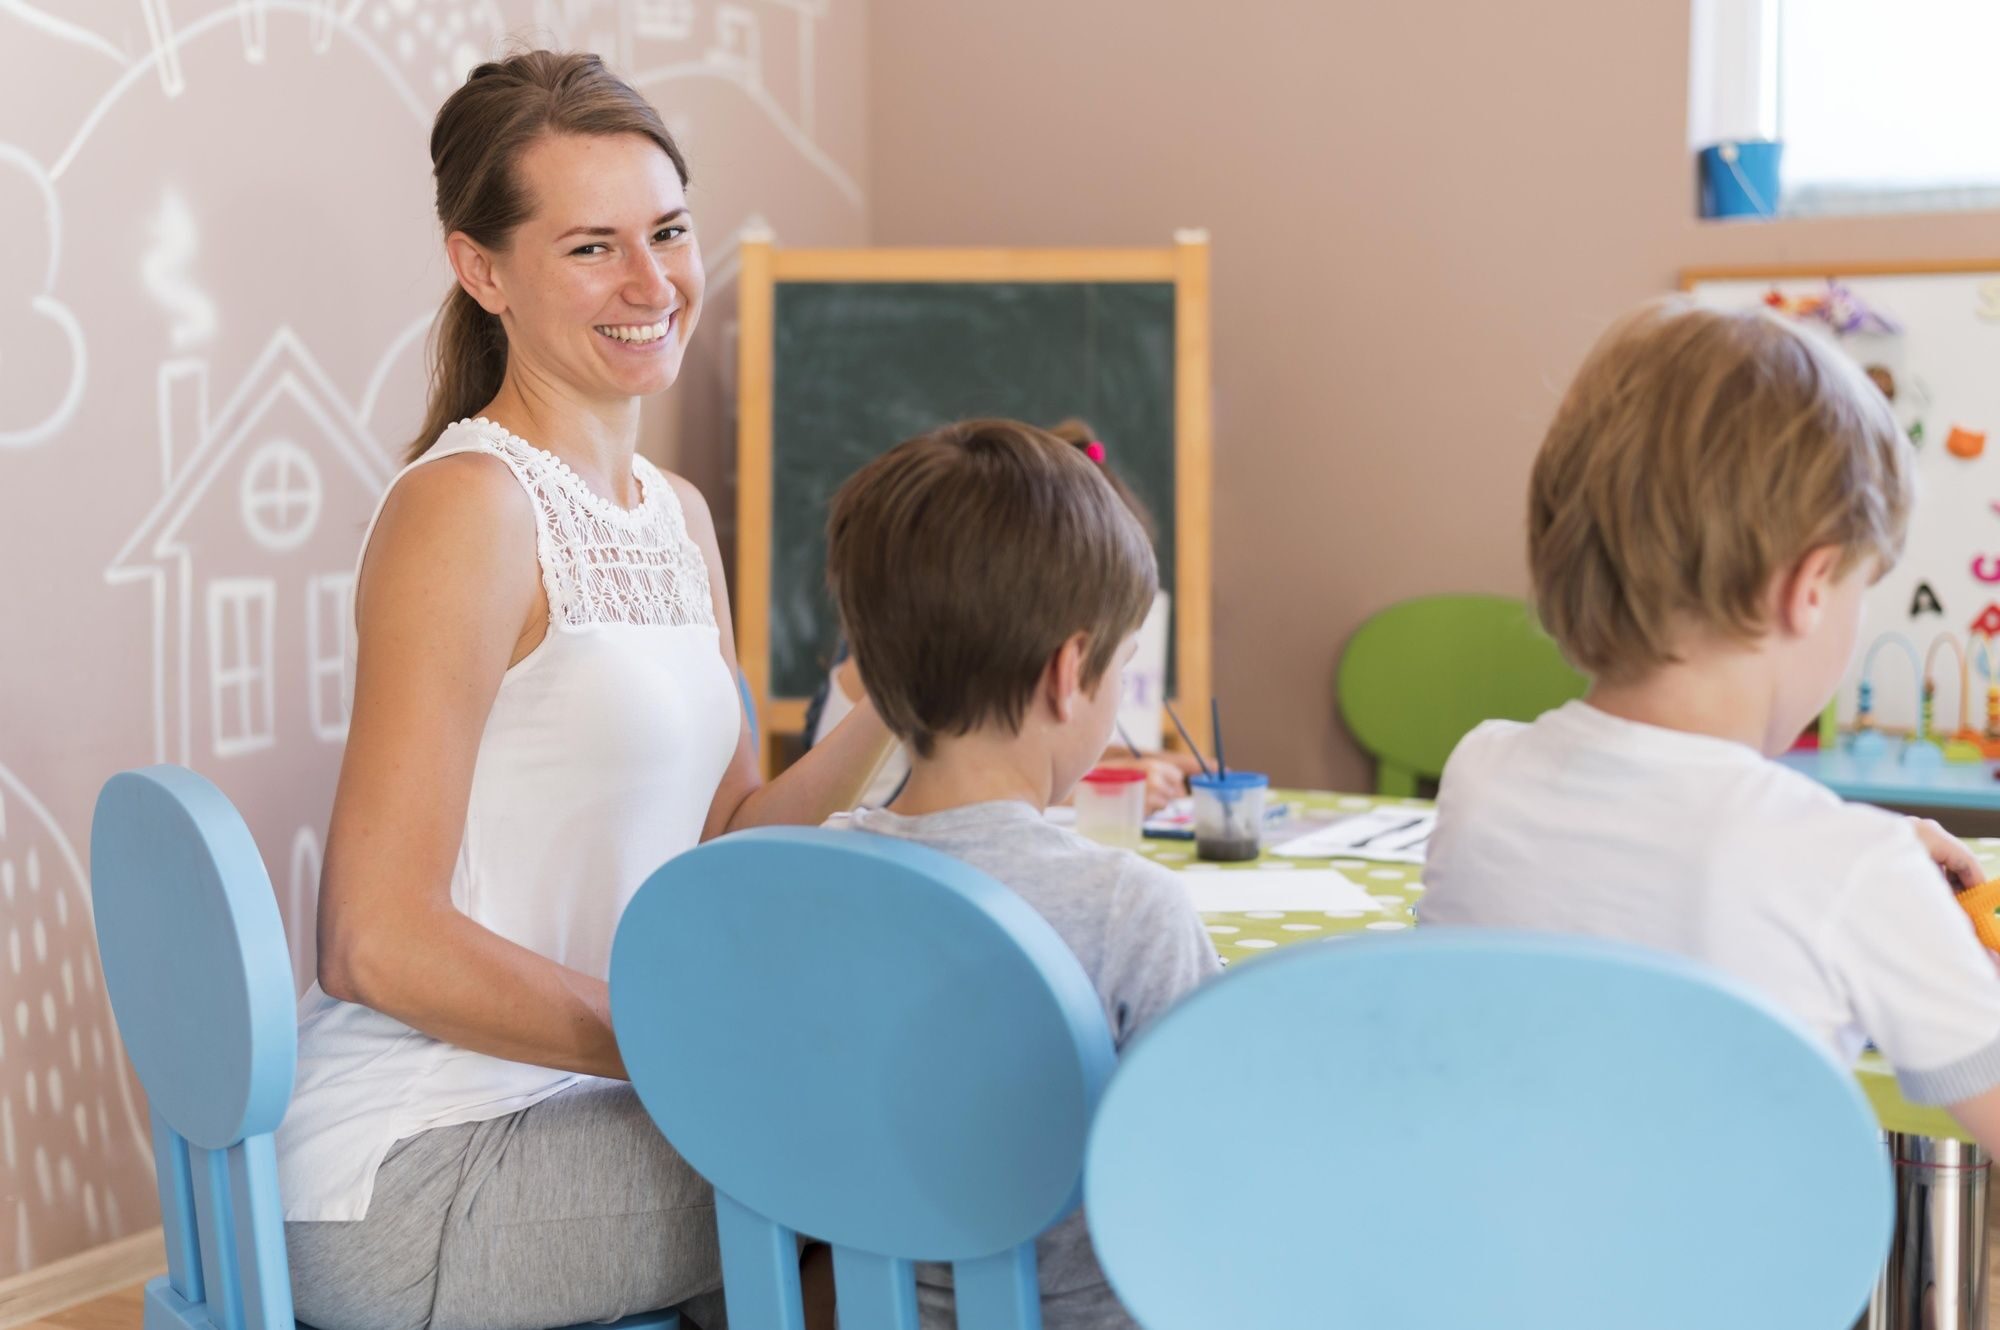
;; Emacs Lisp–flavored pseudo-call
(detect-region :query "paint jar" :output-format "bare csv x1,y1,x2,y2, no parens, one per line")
1075,767,1147,846
1191,772,1269,862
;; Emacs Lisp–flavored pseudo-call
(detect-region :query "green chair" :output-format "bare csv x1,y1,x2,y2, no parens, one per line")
1337,594,1587,797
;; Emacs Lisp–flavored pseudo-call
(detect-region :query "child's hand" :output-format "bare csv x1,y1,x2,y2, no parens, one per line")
1154,748,1207,779
1091,755,1189,813
1910,817,1986,893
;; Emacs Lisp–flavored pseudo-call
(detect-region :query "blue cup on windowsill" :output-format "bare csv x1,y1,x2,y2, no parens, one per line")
1699,139,1783,219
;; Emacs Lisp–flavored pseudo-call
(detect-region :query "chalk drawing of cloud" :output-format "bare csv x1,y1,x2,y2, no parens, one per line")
0,143,85,450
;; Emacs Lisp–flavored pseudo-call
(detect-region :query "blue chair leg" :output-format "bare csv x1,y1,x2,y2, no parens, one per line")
830,1246,918,1330
715,1191,806,1330
953,1246,1041,1330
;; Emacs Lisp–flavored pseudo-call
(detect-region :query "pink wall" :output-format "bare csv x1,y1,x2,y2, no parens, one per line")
0,0,866,1282
865,0,2000,791
8,0,2000,1291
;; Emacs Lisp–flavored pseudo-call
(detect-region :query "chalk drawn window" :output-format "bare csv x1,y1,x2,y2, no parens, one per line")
208,578,276,756
306,574,354,741
240,439,323,551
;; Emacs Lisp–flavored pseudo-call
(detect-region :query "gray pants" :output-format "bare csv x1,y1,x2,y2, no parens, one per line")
286,1081,727,1330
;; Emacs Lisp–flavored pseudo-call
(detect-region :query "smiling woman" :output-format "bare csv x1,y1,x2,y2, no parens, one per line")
271,51,891,1330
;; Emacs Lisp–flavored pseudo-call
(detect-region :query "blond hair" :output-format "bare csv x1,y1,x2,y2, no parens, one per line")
1529,297,1912,682
826,419,1158,758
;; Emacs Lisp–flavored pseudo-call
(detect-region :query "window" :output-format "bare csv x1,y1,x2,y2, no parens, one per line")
207,579,276,756
306,573,354,741
1691,0,2000,216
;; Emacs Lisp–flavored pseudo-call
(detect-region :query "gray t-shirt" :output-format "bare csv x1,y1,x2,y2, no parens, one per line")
831,800,1222,1330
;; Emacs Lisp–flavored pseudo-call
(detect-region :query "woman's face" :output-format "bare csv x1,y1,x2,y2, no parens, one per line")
479,132,704,404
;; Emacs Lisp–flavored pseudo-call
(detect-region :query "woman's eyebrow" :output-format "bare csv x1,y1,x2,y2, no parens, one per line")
554,209,690,242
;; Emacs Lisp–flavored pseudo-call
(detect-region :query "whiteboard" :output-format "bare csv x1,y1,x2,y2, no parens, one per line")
1687,269,2000,735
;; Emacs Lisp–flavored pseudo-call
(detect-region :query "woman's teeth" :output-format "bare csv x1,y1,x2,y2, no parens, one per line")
596,319,670,343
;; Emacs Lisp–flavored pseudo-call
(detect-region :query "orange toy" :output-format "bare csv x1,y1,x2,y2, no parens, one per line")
1958,878,2000,952
1947,426,1987,459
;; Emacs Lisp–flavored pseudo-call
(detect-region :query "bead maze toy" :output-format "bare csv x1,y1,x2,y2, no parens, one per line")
1842,631,1993,766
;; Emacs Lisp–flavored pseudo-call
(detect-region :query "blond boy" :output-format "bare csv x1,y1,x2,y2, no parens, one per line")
1421,299,2000,1148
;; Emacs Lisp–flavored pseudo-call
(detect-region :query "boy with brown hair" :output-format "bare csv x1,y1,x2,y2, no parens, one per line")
824,418,1218,1330
1421,298,2000,1150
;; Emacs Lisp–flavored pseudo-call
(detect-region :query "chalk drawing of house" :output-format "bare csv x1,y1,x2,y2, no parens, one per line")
106,327,391,769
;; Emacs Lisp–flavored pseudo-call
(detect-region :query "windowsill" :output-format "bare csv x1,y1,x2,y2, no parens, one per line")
1777,183,2000,221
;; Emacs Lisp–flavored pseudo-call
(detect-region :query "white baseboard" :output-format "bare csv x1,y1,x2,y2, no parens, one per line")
0,1228,166,1330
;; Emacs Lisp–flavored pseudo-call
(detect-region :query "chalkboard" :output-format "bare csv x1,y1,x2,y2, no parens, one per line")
770,281,1176,696
736,239,1214,766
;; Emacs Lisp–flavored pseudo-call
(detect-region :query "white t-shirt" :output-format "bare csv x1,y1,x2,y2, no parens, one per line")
1420,700,2000,1106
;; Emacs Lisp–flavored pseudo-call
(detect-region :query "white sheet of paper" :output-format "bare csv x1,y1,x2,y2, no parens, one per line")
1179,868,1385,914
1269,809,1435,864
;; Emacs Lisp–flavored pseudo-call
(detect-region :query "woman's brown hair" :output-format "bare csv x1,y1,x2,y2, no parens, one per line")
407,51,689,462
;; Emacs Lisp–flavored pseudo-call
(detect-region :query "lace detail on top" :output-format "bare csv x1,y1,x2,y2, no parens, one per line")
444,417,717,630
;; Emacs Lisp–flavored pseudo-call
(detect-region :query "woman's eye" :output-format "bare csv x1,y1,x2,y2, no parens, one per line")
653,226,687,244
571,243,607,256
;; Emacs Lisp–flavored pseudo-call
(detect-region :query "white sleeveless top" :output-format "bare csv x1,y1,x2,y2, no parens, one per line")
275,418,741,1222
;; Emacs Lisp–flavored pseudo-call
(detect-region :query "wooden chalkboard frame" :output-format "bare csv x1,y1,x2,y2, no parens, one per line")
736,232,1215,774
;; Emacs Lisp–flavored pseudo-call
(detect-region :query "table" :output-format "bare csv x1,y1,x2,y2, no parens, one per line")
1777,749,2000,815
1145,788,1992,1329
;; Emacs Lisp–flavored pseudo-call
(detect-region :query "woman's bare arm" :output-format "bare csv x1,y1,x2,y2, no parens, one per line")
664,475,898,839
315,454,628,1079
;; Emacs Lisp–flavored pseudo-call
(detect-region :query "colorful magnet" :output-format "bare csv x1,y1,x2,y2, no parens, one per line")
1975,557,2000,584
1912,582,1945,617
1948,426,1987,460
1975,603,2000,638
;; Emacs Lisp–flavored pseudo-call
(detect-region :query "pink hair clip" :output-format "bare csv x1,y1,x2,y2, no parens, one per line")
1084,440,1107,464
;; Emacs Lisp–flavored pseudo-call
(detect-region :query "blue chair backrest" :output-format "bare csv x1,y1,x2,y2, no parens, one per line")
91,767,685,1330
738,668,760,752
610,826,1118,1330
92,766,298,1330
1084,930,1892,1330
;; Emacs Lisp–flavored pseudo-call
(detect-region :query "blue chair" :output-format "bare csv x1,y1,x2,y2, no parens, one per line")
610,827,1117,1330
738,667,760,753
1084,931,1892,1330
90,766,684,1330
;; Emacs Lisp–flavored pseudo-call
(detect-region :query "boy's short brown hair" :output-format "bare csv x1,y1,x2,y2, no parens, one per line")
826,418,1158,757
1530,297,1913,683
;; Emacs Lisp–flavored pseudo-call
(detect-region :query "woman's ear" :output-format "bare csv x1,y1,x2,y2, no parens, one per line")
445,231,509,317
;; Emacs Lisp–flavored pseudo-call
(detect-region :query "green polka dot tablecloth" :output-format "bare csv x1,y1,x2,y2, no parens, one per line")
1138,790,1995,1144
1137,790,1421,956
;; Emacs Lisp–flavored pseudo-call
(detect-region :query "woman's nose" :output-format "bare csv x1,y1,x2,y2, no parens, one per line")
627,250,674,307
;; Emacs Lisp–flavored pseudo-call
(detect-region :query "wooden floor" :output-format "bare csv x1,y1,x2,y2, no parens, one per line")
10,1282,141,1330
20,1225,2000,1329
